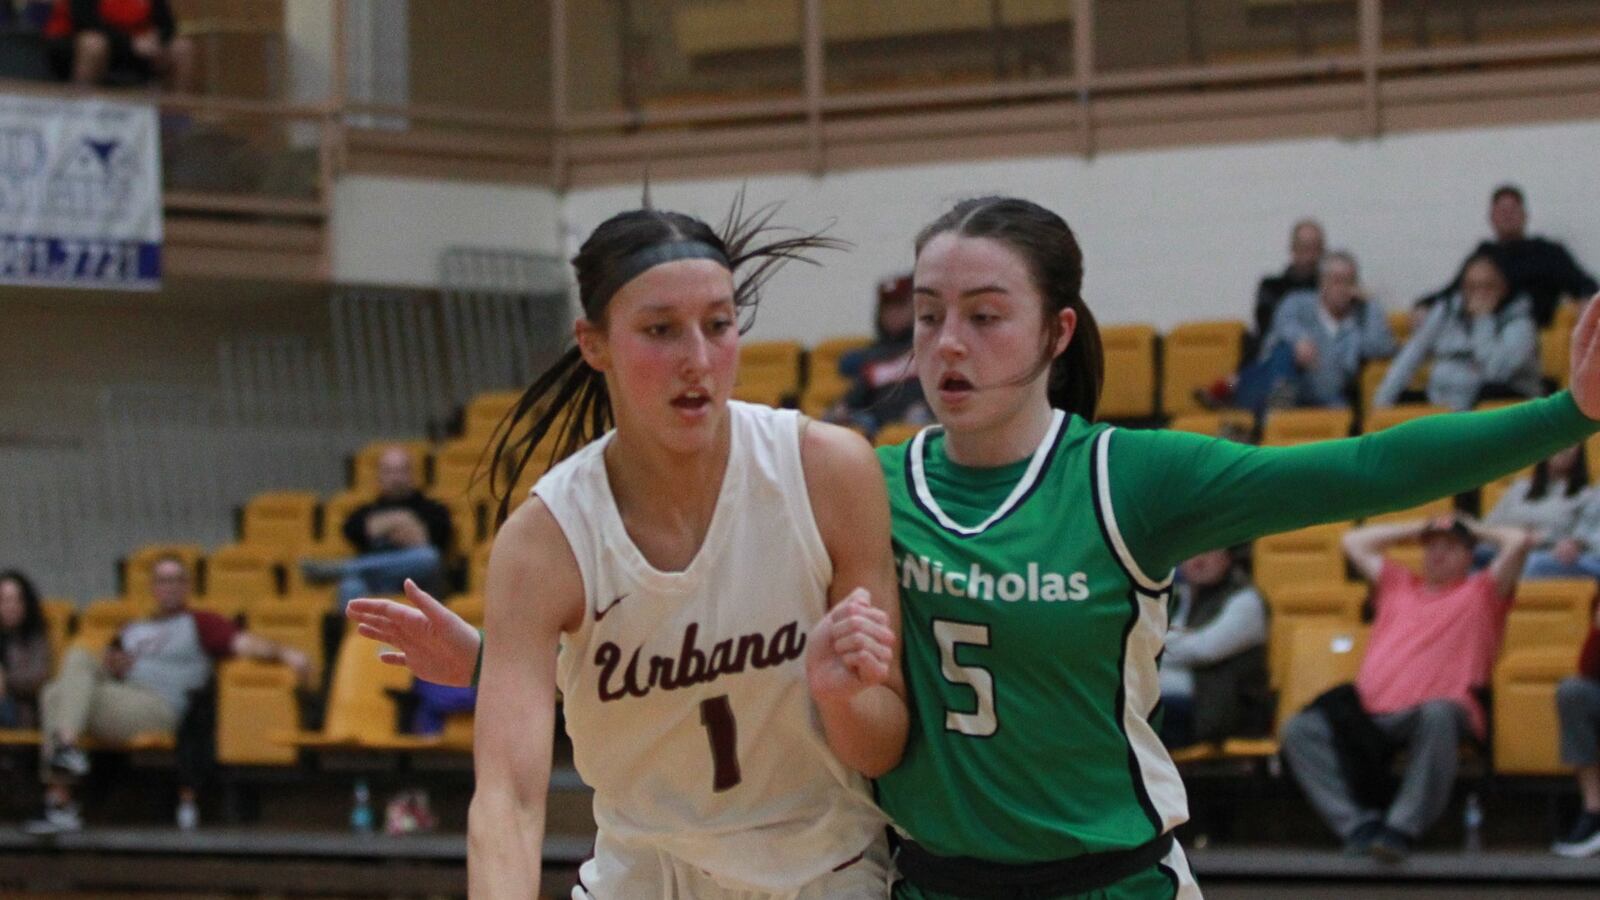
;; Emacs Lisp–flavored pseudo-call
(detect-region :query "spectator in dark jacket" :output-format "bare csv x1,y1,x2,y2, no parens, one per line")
1158,547,1270,749
1554,606,1600,857
1253,218,1325,341
303,446,454,611
1415,185,1597,329
825,273,930,439
44,0,196,92
0,570,51,729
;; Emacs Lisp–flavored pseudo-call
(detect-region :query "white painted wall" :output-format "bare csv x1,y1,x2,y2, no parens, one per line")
332,175,564,286
562,119,1600,344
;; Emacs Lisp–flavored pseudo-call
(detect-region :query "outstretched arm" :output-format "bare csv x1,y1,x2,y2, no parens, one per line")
801,419,909,778
1472,518,1536,600
468,500,583,900
1342,519,1428,584
346,580,481,687
1108,295,1600,579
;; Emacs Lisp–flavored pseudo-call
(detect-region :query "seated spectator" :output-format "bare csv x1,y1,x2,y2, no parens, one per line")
1554,605,1600,857
825,273,930,439
25,554,308,834
1416,185,1597,329
302,446,454,611
1375,253,1542,411
1248,250,1396,410
1158,547,1270,749
44,0,196,92
1252,218,1325,347
0,570,51,729
1281,515,1531,861
1484,443,1591,576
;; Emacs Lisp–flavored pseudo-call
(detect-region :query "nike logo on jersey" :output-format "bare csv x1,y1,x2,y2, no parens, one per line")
899,552,1090,602
595,594,627,621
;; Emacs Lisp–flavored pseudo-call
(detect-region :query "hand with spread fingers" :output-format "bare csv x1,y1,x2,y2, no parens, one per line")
344,579,480,688
1570,293,1600,420
806,589,897,706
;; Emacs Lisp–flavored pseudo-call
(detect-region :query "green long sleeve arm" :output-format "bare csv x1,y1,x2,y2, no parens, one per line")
1108,391,1598,579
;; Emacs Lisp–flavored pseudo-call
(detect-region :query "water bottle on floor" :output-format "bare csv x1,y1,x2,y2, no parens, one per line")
1463,791,1484,852
351,778,375,835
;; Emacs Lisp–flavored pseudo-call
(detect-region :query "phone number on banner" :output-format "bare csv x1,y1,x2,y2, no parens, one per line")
0,234,160,287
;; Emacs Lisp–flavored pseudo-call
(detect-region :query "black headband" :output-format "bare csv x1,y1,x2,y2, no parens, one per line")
588,240,732,312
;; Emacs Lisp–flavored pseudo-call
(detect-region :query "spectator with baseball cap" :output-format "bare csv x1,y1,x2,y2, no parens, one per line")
1281,514,1533,861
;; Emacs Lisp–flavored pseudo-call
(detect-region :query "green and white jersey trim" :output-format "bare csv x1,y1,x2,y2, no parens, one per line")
909,410,1068,537
1090,426,1188,835
1091,429,1174,594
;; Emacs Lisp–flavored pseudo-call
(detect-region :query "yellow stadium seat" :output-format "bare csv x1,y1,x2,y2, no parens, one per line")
1098,324,1157,419
352,439,432,494
1361,403,1449,435
216,659,301,766
1276,621,1368,733
246,603,327,685
1166,410,1253,439
290,623,460,752
809,336,871,382
1363,497,1453,526
40,598,75,670
1359,362,1430,414
1261,408,1353,446
1504,579,1594,657
435,493,480,559
319,489,374,554
737,341,803,405
451,593,486,628
203,543,279,612
123,544,204,602
1160,320,1245,417
1263,582,1366,689
1253,523,1349,599
76,598,140,651
241,491,320,563
1387,310,1413,344
1542,324,1573,389
1492,647,1574,775
433,435,496,505
800,373,852,419
874,422,925,448
470,543,493,594
463,390,528,441
1589,433,1600,484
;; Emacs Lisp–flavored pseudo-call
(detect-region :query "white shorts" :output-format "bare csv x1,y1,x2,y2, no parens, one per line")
573,830,891,900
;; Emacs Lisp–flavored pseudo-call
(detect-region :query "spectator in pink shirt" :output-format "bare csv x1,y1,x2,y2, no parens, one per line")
1281,514,1532,861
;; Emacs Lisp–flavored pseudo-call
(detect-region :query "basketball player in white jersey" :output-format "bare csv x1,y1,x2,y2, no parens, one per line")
373,206,907,899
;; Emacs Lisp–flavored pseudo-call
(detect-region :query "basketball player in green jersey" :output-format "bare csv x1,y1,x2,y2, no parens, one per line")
873,196,1600,898
353,196,1600,898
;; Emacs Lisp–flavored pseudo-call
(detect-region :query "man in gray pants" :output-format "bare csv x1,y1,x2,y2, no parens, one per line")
1553,606,1600,857
1281,516,1532,861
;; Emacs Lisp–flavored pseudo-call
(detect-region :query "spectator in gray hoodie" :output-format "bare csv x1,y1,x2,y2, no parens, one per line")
1375,253,1543,411
1486,443,1589,566
1524,452,1600,581
1260,250,1397,408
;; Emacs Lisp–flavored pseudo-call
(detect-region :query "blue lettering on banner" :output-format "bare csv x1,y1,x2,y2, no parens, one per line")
0,234,159,286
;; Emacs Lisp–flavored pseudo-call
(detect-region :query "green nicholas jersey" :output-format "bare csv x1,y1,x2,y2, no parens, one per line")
874,393,1598,863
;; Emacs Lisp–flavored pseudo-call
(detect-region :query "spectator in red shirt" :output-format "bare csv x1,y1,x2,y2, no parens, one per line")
1553,604,1600,857
1281,515,1532,861
24,554,308,834
44,0,196,93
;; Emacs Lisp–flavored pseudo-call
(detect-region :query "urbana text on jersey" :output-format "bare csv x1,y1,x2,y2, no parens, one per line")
898,553,1090,603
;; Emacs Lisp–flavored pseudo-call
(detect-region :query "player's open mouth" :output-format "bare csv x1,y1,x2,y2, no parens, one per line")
939,373,974,398
671,389,711,411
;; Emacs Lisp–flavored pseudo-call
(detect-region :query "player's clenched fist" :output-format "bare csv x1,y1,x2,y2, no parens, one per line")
806,588,896,704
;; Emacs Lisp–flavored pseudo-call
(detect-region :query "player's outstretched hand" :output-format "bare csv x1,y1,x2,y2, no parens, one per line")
344,579,480,688
806,589,896,705
1570,293,1600,420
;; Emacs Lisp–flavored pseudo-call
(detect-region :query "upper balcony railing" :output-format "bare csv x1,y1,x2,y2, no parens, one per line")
2,0,1597,229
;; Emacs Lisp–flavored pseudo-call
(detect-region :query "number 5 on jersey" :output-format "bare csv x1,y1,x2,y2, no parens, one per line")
933,619,997,737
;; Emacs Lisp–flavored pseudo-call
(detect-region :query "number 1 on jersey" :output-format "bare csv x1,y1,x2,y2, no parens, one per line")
933,619,997,737
698,695,743,791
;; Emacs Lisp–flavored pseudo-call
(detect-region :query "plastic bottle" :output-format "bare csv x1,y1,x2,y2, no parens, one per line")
351,778,375,834
1462,791,1484,852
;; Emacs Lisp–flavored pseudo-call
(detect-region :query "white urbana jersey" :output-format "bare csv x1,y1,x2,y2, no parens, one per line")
537,401,886,894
